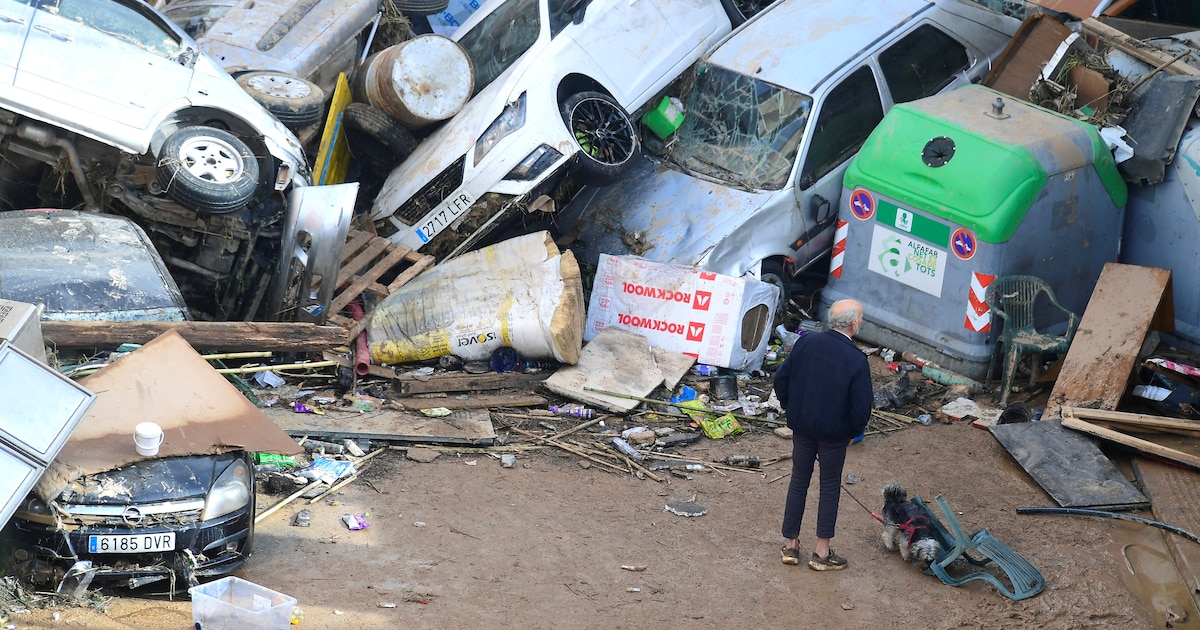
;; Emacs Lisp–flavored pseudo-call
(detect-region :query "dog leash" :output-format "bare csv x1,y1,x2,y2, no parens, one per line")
840,484,884,524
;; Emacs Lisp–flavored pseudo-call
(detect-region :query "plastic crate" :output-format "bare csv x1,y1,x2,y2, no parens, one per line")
190,576,296,630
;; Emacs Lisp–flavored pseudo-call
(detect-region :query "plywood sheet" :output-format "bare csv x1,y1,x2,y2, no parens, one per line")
266,407,495,445
544,328,693,413
989,419,1149,509
1134,457,1200,610
1047,263,1173,417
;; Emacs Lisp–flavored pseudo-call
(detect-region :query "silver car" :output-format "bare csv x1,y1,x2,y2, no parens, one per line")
555,0,1018,299
0,0,355,321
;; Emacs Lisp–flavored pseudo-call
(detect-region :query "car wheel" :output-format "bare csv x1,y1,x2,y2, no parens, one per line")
236,71,326,129
561,91,640,187
720,0,774,26
759,257,792,322
395,0,450,16
156,126,260,215
342,102,418,178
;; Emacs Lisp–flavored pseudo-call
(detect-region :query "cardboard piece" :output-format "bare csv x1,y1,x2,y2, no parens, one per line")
584,254,777,370
545,328,694,413
36,330,302,501
939,397,1003,429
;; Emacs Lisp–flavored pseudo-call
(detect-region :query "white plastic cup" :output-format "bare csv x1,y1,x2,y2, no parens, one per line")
134,422,164,456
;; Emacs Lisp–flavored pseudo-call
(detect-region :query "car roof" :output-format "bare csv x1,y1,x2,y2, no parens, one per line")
706,0,935,92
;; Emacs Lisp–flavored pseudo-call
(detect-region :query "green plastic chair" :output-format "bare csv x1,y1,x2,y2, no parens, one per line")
984,275,1079,406
912,494,1045,601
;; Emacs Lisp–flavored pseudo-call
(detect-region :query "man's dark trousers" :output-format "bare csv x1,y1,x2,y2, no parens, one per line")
781,433,847,540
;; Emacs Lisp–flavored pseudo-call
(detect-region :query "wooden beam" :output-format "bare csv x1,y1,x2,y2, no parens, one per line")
42,320,348,351
1062,415,1200,469
1082,18,1200,77
1062,406,1200,438
393,371,548,396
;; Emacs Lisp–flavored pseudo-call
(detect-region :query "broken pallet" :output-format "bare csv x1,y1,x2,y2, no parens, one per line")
327,229,436,335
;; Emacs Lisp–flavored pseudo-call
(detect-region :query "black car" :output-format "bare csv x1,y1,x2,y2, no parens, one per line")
9,451,255,593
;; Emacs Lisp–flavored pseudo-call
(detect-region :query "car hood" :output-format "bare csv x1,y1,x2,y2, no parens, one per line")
54,453,242,506
561,157,772,274
372,35,555,218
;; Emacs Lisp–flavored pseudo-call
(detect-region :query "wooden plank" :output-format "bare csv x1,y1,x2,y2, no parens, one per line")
394,371,549,396
330,246,412,313
395,392,548,410
1133,457,1200,612
335,238,390,287
1047,263,1173,417
1082,18,1200,76
41,320,348,351
266,407,496,445
989,419,1149,509
1064,406,1200,437
1063,415,1200,470
387,255,436,293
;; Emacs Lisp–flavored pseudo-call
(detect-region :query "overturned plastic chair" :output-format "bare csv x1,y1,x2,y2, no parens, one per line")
911,494,1045,601
984,275,1079,406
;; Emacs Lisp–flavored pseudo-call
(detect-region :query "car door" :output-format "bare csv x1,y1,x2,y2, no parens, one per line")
0,0,35,84
16,0,194,146
789,21,978,272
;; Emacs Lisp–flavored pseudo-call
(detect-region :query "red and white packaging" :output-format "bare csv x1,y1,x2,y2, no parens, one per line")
585,255,778,370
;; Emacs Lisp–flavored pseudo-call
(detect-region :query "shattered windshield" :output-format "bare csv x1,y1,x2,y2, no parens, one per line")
457,0,541,97
669,63,811,191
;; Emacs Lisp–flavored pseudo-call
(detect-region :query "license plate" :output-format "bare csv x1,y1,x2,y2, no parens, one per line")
88,532,175,554
414,188,476,244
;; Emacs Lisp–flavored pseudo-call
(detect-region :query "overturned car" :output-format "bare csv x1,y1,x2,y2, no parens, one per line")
0,0,354,321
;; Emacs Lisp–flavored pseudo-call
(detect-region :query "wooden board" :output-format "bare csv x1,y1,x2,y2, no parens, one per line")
393,371,548,396
1047,263,1173,418
989,419,1149,509
1062,416,1200,470
266,407,495,445
327,229,436,335
1133,457,1200,612
1063,406,1200,438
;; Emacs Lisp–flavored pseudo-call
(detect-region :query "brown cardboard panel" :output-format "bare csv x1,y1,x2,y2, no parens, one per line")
985,13,1076,99
57,329,302,475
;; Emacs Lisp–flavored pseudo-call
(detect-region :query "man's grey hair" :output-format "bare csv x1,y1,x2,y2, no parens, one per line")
827,303,861,331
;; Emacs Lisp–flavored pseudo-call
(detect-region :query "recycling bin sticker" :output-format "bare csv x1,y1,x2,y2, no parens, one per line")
866,224,946,298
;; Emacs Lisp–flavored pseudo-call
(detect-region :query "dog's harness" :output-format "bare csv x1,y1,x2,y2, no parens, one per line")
897,516,931,546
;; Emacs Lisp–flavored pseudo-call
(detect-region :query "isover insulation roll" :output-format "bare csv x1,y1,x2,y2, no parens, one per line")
367,231,584,365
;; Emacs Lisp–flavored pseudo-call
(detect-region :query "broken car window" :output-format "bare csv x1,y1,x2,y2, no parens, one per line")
458,0,541,97
879,24,970,104
669,63,812,191
798,66,884,190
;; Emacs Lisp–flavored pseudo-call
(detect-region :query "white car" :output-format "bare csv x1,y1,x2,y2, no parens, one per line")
555,0,1018,298
0,0,355,321
369,0,766,258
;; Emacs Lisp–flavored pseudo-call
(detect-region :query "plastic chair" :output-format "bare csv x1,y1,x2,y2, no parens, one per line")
984,275,1079,406
912,495,1046,601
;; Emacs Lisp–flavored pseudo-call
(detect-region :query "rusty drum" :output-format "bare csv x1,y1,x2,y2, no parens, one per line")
352,34,474,129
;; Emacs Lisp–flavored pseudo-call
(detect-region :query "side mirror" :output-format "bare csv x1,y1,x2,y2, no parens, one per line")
565,0,587,23
811,194,831,224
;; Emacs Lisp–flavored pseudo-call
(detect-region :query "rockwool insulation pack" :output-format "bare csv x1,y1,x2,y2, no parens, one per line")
585,255,778,370
367,231,585,365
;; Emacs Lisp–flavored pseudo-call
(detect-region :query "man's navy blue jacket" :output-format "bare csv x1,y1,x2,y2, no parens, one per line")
773,330,873,441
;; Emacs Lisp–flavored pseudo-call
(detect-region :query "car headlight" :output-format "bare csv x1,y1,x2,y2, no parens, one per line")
474,93,527,166
201,458,251,521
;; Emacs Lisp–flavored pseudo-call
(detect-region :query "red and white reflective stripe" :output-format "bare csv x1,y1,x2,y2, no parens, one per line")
830,219,848,278
964,271,995,332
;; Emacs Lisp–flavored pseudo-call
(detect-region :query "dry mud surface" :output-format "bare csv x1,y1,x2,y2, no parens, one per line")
5,402,1186,629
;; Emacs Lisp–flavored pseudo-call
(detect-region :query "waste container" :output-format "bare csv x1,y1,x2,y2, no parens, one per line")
820,85,1126,379
1122,123,1200,352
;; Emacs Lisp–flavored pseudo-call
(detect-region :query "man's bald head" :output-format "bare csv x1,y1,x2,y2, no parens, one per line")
828,299,864,337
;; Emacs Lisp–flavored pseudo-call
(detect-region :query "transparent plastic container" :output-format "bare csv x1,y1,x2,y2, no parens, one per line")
190,576,297,630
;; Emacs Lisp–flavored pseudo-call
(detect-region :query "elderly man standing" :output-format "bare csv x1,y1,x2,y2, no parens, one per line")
775,299,874,570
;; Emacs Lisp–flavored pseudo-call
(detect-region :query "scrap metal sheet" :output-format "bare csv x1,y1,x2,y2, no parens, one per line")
990,419,1148,509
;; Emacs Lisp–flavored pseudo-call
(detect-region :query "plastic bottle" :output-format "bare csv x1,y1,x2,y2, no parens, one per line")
722,455,761,468
521,359,558,373
917,414,933,425
611,437,644,461
775,324,803,352
549,404,595,419
691,364,720,376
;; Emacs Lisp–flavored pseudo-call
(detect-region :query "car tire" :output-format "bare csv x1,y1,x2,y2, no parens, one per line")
156,126,260,215
759,257,792,321
720,0,773,26
342,102,418,177
236,71,326,129
396,0,450,16
561,91,640,187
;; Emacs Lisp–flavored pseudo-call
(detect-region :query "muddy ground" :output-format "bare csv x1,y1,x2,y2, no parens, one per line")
2,360,1195,629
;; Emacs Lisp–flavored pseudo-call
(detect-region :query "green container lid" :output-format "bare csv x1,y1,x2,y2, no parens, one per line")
845,85,1126,243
